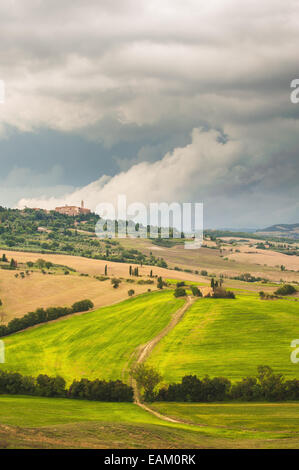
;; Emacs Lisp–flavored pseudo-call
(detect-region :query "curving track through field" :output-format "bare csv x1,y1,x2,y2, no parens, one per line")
131,295,194,424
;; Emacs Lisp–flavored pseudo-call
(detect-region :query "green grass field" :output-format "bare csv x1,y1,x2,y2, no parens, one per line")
165,278,206,286
147,294,299,382
1,396,299,448
152,402,299,433
0,395,163,428
1,291,184,383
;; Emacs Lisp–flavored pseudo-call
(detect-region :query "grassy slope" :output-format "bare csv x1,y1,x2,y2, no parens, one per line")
1,396,299,448
147,294,299,382
1,291,184,383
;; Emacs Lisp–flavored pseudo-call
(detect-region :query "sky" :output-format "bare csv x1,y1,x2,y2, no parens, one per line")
0,0,298,229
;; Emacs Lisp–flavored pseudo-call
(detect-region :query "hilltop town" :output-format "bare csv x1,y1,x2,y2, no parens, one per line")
30,201,91,217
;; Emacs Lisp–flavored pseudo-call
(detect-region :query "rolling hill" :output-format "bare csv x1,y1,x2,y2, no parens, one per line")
1,290,184,383
257,223,299,239
0,248,203,322
146,294,299,382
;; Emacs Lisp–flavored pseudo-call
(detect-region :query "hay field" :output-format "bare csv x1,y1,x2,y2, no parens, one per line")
120,239,299,282
227,246,299,271
0,249,202,281
0,249,203,321
0,268,152,322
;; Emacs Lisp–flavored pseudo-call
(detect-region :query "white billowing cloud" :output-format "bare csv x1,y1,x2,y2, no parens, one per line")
17,125,299,227
17,127,241,209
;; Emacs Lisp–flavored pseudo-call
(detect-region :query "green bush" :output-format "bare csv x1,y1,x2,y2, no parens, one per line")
212,287,235,299
191,286,202,297
72,299,94,313
111,278,121,288
176,281,185,288
174,287,187,297
274,284,297,296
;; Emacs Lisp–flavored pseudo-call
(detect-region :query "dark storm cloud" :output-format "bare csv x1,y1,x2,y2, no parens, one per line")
0,0,298,226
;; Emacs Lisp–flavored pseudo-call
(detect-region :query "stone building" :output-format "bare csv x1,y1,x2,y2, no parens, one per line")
55,200,91,216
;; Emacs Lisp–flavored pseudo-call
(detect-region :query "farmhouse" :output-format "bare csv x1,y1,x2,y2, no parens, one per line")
55,201,91,216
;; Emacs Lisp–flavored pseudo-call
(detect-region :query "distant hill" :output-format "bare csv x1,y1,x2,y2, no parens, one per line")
213,227,258,233
256,223,299,239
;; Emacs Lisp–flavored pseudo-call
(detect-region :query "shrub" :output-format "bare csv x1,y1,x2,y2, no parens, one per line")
274,284,296,296
212,287,235,299
72,299,94,313
111,278,121,288
176,281,185,288
95,275,109,281
174,287,187,297
191,286,202,297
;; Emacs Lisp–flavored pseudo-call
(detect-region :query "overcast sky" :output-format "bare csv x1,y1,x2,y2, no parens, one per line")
0,0,298,228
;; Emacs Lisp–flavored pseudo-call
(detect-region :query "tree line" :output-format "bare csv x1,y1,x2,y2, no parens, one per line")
156,366,299,402
132,364,299,403
0,299,94,337
1,365,298,403
0,370,133,402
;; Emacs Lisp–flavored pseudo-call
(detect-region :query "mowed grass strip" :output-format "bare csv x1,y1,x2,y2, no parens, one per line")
151,402,299,434
0,395,161,428
1,291,184,383
147,295,299,382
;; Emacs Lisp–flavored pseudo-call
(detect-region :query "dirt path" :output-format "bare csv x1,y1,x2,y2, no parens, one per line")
131,295,195,424
137,295,193,365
